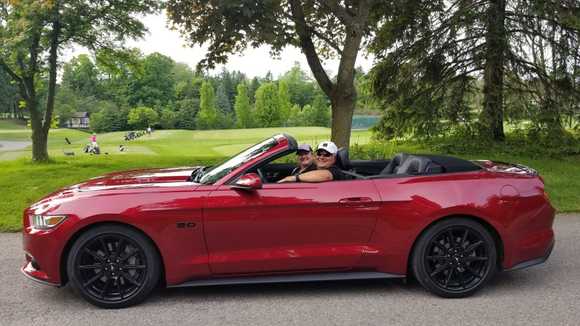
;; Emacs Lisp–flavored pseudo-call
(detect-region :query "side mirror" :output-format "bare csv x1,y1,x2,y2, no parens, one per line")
231,173,262,191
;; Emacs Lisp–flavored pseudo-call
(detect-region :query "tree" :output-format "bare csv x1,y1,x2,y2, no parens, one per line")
128,106,159,129
167,0,378,148
129,53,176,108
215,82,234,128
369,0,580,141
160,108,178,129
0,0,159,161
278,79,292,126
255,82,281,127
234,82,253,128
61,54,101,99
0,68,19,119
280,62,316,107
90,102,128,133
196,81,219,129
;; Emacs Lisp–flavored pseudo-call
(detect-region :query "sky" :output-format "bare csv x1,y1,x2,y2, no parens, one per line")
66,12,374,79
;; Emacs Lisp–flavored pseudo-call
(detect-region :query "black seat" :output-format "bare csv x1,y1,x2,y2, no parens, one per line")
396,155,433,175
380,153,409,174
335,147,352,171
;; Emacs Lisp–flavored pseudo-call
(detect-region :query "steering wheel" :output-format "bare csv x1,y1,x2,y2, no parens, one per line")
256,167,267,183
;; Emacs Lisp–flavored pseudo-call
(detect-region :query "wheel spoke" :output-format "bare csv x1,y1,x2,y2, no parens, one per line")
458,269,468,289
464,240,483,254
464,256,489,263
460,229,469,248
122,264,146,270
100,278,112,299
465,265,483,279
120,249,138,262
115,239,125,257
447,229,455,247
116,279,124,299
427,255,447,262
430,263,449,277
121,272,141,287
432,241,447,252
444,268,454,287
79,264,103,270
84,248,104,262
99,238,110,255
83,271,104,288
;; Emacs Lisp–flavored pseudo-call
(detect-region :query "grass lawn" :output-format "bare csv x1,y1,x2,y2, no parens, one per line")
0,122,578,232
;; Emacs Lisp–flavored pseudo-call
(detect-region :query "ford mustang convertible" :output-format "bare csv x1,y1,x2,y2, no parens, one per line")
22,134,555,308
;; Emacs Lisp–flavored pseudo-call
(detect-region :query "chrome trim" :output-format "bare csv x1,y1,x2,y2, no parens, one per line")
20,266,61,287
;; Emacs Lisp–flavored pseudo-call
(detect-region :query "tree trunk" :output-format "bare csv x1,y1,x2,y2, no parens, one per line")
482,0,506,141
28,100,50,162
330,96,356,148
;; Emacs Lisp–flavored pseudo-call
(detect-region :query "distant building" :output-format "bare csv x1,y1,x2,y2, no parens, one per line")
64,112,90,129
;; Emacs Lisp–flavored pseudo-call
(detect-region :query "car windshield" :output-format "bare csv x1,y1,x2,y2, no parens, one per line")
198,137,279,184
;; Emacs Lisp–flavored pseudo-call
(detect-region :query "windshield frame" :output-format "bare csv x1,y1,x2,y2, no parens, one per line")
198,136,283,185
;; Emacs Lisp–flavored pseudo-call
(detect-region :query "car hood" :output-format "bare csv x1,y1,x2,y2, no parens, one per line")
27,167,205,216
71,166,204,191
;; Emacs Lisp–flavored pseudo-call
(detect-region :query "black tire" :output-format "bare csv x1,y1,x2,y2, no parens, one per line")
412,218,497,298
66,224,161,308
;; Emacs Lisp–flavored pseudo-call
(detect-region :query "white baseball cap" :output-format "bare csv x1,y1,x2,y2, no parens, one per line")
317,141,338,155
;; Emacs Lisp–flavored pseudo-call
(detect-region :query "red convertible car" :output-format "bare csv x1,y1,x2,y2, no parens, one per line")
22,134,555,308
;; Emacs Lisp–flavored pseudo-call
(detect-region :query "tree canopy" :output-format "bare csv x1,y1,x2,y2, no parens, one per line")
166,0,379,147
0,0,160,161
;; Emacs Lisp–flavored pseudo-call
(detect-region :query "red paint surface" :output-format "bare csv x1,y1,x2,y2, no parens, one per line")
22,135,555,286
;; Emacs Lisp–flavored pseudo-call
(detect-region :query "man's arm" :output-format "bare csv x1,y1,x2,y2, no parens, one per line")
277,169,333,183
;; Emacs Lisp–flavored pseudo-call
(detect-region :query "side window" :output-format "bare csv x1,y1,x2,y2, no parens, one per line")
247,150,297,184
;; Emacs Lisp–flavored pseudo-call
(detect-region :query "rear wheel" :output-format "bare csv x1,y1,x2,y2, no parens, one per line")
412,218,497,298
66,225,160,308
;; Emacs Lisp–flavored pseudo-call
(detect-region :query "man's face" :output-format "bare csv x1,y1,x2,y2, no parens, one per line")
297,150,314,168
315,149,336,169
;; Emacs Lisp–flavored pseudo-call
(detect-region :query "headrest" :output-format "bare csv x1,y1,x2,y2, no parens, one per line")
335,147,352,171
381,153,409,174
396,155,433,175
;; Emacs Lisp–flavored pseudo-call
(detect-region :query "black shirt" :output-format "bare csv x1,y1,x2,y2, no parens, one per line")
291,163,317,176
328,166,352,180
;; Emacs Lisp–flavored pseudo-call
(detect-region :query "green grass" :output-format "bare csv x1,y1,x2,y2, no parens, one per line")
0,126,372,231
0,124,577,232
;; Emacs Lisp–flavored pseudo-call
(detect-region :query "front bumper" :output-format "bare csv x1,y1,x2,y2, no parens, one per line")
21,260,61,287
21,225,68,286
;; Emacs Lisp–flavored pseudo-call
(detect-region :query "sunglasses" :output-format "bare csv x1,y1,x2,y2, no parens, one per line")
316,151,333,157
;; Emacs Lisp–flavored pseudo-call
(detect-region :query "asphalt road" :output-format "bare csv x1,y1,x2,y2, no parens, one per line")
1,214,579,326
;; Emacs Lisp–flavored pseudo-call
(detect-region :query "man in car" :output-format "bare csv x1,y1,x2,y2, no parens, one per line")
278,141,349,183
290,144,316,176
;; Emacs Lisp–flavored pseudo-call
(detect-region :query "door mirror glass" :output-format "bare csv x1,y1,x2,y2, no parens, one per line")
231,173,262,190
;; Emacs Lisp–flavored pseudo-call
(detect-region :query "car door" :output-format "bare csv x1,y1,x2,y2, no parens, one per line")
203,179,381,274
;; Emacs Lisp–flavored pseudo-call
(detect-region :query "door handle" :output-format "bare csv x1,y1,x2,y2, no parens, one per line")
339,197,373,204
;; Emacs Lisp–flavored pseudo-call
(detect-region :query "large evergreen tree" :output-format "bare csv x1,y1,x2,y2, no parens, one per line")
255,82,281,127
196,81,219,129
369,0,580,141
234,83,253,128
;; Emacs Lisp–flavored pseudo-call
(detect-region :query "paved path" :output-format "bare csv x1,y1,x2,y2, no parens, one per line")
1,214,579,326
0,141,30,151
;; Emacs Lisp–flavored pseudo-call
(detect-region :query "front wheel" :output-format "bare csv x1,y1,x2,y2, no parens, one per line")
412,218,497,298
66,225,161,308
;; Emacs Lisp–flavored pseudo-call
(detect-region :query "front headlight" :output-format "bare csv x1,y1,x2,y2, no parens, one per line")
31,215,67,230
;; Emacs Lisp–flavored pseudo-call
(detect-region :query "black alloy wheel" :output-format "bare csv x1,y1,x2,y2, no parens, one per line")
67,225,160,308
412,218,497,298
